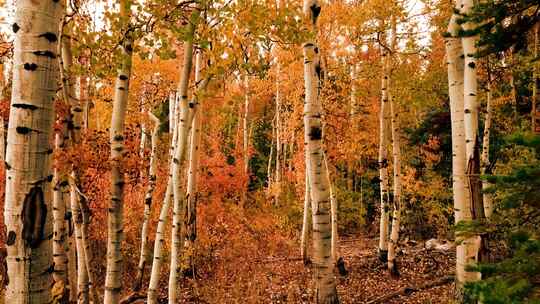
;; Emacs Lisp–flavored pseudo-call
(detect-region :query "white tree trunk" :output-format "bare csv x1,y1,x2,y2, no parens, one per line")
70,174,89,304
185,50,209,255
481,66,493,218
52,134,68,291
323,153,338,263
378,44,391,261
135,112,160,291
104,2,133,302
275,60,282,194
386,59,402,276
147,94,179,304
300,171,311,263
533,24,539,132
170,20,196,302
447,0,481,294
302,1,339,302
242,75,250,206
4,0,61,303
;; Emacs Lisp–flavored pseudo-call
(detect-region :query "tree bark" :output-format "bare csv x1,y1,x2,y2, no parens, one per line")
147,93,179,304
378,37,391,262
104,1,134,302
481,63,493,218
300,171,311,263
242,75,250,206
4,1,62,303
134,112,160,291
533,23,539,132
447,0,481,297
387,14,402,276
170,14,197,302
184,49,209,273
302,1,339,302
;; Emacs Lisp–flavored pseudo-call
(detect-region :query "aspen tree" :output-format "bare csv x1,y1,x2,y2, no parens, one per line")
134,111,160,291
4,0,62,303
52,133,68,292
387,14,403,276
242,74,250,206
147,93,178,304
170,8,198,301
303,0,339,302
446,0,480,295
185,50,209,260
377,32,391,262
533,24,539,132
104,0,134,302
300,171,311,263
481,63,493,218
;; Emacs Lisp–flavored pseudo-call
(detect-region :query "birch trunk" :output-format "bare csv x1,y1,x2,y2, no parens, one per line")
4,1,61,303
242,75,250,206
134,112,160,291
387,14,403,276
300,171,311,263
303,1,339,302
0,117,4,161
184,50,207,274
267,118,275,191
324,153,339,263
52,134,68,292
70,174,89,304
378,43,391,262
447,0,481,295
275,60,282,195
104,1,133,302
481,65,493,218
147,94,179,304
170,16,196,302
533,24,539,132
386,57,402,276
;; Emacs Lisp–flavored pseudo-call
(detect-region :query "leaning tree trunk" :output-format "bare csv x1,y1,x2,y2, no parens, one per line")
170,14,197,302
147,93,178,304
481,63,493,218
134,111,160,291
378,39,391,262
447,0,480,298
4,1,62,303
302,0,339,302
104,1,133,302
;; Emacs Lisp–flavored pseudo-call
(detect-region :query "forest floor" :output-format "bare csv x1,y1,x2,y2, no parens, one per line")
173,222,455,303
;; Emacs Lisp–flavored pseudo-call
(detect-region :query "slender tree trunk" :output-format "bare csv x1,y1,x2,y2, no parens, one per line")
242,75,250,206
184,50,209,273
481,64,493,218
387,14,402,276
300,171,311,263
104,1,133,302
267,117,275,192
386,56,402,276
302,1,339,302
0,117,4,161
170,15,197,302
323,153,339,263
52,134,69,294
70,174,89,304
275,60,282,200
4,1,61,303
378,41,391,262
134,112,160,291
147,93,179,304
533,24,539,132
447,0,481,297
